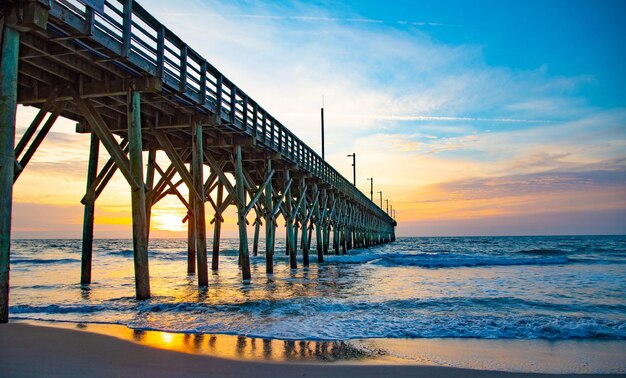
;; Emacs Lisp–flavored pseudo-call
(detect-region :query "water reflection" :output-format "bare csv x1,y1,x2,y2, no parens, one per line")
74,323,372,362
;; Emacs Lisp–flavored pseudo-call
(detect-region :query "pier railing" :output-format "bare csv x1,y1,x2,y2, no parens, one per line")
48,0,391,222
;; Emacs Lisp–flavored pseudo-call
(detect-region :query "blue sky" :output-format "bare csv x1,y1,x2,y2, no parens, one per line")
12,0,626,236
354,0,626,108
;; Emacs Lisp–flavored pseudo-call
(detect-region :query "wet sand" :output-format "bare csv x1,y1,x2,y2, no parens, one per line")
1,322,624,377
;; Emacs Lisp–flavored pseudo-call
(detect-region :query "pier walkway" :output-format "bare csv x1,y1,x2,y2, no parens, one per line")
0,0,396,322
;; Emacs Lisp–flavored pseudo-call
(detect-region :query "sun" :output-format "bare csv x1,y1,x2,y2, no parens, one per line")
151,211,188,232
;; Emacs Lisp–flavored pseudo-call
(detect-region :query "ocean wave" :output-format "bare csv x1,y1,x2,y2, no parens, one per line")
12,297,626,340
325,251,573,268
105,249,134,257
516,249,569,255
11,258,80,265
16,309,624,341
10,304,109,314
371,252,570,268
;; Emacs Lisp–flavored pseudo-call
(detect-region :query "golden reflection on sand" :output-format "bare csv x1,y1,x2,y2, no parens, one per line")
52,322,374,363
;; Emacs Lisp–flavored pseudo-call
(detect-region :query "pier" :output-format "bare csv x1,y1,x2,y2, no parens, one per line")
0,0,396,322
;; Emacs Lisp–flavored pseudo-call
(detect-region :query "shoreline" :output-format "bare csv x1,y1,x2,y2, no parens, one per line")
1,321,624,376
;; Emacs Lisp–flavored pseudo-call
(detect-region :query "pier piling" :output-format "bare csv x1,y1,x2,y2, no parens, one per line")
81,133,99,284
192,122,208,286
212,182,224,271
128,91,150,300
0,21,19,323
235,145,251,280
265,160,275,274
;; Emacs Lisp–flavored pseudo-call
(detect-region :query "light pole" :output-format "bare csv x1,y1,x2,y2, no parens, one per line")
321,105,325,160
347,153,355,186
390,204,393,218
385,199,389,214
367,177,373,201
377,191,382,208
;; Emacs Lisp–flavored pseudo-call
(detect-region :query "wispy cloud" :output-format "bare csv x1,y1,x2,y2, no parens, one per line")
163,12,447,27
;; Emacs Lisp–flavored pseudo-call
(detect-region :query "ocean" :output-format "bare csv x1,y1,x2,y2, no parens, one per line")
8,236,626,341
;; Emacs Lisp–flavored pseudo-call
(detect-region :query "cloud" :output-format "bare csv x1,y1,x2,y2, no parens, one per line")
398,162,626,225
397,209,626,236
143,0,596,150
10,0,626,237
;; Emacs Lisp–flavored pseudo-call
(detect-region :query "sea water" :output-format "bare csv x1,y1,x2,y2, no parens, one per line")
9,236,626,341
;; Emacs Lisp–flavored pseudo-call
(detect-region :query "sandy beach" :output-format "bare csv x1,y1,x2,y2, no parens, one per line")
1,322,624,377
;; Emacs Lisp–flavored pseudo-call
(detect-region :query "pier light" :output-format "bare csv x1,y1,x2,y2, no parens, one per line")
347,153,356,186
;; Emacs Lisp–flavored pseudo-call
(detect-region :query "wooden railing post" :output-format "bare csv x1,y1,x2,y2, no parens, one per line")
121,0,133,57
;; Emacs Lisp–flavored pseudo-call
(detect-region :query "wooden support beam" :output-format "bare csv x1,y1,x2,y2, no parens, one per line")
244,169,274,216
316,188,327,263
14,86,59,156
252,216,261,257
284,170,296,269
0,23,20,323
211,181,224,271
153,130,204,203
145,148,156,242
146,159,179,206
264,159,275,274
128,90,150,300
234,145,251,280
80,138,128,204
19,76,163,108
203,150,243,208
300,182,310,267
303,190,320,263
272,178,292,217
192,123,208,286
81,132,99,285
13,101,67,182
187,181,196,274
73,93,141,191
153,162,191,212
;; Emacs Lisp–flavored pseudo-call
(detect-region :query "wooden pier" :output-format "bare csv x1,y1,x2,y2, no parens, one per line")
0,0,396,322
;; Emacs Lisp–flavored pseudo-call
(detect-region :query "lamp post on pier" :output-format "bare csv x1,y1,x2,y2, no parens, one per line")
377,191,382,208
385,199,389,215
347,153,356,186
321,105,325,160
366,177,373,202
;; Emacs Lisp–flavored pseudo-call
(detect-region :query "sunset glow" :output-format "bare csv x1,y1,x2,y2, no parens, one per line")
10,0,626,238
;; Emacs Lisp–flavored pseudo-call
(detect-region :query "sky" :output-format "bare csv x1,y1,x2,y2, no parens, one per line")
12,0,626,238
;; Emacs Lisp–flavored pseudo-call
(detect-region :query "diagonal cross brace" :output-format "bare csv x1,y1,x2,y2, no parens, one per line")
209,192,233,224
244,169,274,216
203,150,244,208
73,93,141,191
153,161,192,212
14,101,68,182
153,130,204,204
81,138,129,204
303,191,320,224
272,178,292,217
